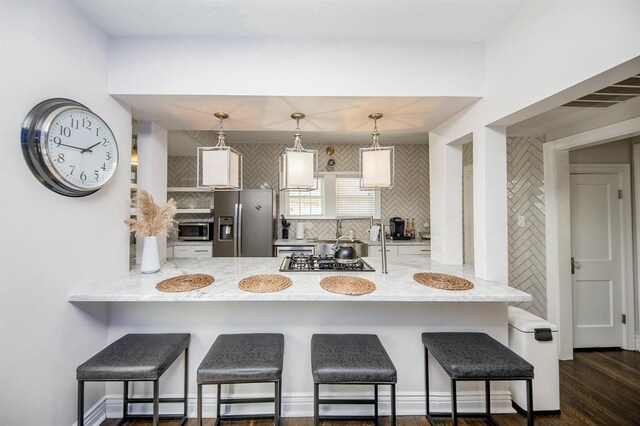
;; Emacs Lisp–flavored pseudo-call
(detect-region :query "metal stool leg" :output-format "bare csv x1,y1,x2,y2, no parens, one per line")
152,379,159,426
274,380,281,425
374,384,379,423
485,380,491,417
77,381,85,426
526,379,534,426
122,381,129,419
197,383,203,426
424,346,430,418
216,383,222,426
451,378,458,426
391,383,397,426
183,347,189,422
314,382,320,426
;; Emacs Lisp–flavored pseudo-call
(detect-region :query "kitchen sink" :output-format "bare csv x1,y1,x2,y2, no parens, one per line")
314,239,369,257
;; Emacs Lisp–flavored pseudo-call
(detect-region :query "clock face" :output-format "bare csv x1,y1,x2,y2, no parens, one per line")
42,108,118,190
21,99,120,197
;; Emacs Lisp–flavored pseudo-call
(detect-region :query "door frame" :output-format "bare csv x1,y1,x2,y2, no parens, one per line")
544,116,640,359
463,164,474,266
569,164,634,349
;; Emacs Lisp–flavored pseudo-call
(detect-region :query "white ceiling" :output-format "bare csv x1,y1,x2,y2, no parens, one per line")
73,0,525,41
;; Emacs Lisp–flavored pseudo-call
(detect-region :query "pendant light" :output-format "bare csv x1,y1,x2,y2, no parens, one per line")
197,112,242,190
279,113,318,191
360,113,394,189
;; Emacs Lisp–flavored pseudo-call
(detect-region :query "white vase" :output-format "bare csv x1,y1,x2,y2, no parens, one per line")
141,236,160,274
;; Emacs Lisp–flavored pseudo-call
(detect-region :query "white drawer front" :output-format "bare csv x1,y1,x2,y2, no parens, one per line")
173,245,212,258
368,246,398,257
397,245,430,256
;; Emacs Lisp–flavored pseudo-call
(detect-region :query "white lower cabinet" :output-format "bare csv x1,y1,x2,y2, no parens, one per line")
368,244,430,258
172,245,213,258
397,245,431,256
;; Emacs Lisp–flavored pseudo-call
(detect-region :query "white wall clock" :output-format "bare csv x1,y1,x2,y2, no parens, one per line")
21,98,119,197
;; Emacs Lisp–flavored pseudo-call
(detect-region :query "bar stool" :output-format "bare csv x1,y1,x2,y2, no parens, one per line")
422,332,534,425
311,334,397,425
76,333,190,426
197,333,284,426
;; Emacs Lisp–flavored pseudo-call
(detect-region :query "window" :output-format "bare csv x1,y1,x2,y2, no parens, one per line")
282,173,380,219
284,178,324,217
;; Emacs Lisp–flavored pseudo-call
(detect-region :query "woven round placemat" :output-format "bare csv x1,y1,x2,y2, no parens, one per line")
238,274,292,293
156,274,214,292
413,273,473,291
320,276,376,296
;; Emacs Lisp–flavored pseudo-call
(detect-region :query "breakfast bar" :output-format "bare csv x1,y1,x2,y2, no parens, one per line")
69,257,530,418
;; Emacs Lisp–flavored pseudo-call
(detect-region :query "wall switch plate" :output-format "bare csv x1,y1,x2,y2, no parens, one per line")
518,215,526,227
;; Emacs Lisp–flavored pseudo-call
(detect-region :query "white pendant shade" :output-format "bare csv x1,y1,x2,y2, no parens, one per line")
360,146,394,189
280,148,317,190
197,146,242,190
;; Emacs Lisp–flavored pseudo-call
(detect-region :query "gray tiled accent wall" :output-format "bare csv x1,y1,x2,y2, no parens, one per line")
508,136,546,318
168,133,429,240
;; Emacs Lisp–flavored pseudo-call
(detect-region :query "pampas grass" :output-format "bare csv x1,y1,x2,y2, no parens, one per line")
126,190,177,237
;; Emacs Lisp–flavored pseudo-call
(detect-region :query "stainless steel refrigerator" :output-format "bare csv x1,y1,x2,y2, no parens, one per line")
213,189,276,257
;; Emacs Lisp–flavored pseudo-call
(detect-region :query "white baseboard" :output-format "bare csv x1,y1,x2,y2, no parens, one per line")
95,390,515,419
72,396,107,426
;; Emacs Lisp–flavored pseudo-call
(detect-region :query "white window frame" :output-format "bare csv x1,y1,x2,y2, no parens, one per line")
280,172,381,220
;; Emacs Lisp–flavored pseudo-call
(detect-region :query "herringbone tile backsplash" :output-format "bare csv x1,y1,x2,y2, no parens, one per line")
168,133,429,240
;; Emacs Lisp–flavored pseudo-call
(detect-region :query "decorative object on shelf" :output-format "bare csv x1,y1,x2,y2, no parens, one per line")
197,112,242,190
319,276,376,296
238,274,293,293
360,113,394,190
280,215,291,239
156,274,214,292
21,98,119,197
279,113,318,191
413,273,474,290
126,190,178,273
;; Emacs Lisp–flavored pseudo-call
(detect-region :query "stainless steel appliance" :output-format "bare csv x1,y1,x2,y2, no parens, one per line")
279,254,375,272
213,189,276,257
178,222,213,241
389,217,411,240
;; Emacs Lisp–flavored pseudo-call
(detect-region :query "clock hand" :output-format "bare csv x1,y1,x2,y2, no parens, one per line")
55,142,87,152
81,141,102,153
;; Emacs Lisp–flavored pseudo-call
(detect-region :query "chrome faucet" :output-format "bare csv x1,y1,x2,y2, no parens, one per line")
336,219,343,238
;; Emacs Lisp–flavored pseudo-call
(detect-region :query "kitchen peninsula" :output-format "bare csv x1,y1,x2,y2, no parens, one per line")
69,257,529,418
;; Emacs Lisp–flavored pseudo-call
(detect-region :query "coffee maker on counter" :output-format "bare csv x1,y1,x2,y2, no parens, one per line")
389,217,411,240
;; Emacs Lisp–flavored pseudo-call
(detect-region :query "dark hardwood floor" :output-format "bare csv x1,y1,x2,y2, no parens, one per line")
102,349,640,426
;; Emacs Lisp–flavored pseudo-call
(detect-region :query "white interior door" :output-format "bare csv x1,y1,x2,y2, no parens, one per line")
570,173,623,348
463,165,474,266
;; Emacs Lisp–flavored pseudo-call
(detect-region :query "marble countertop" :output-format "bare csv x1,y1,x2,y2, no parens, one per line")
68,257,530,303
274,238,430,246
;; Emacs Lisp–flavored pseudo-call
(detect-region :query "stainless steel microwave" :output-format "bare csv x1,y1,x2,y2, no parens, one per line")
178,222,213,241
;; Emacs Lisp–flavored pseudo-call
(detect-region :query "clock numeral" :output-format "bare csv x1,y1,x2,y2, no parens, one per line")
82,118,92,130
80,171,87,182
69,165,75,175
53,136,62,147
93,170,99,180
101,137,108,147
59,126,71,137
70,118,79,129
106,152,112,161
101,163,107,171
95,126,102,137
56,153,65,163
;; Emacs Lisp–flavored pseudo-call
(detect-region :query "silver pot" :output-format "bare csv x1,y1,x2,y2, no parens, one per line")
331,236,360,264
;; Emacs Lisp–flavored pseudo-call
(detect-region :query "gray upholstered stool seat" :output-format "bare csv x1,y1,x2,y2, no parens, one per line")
197,333,284,426
311,334,397,426
76,333,190,426
421,332,534,426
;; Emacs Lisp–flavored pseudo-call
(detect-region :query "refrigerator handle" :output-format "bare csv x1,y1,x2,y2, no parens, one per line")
237,204,243,257
233,203,239,257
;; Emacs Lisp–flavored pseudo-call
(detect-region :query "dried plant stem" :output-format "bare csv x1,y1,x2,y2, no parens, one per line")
125,189,177,237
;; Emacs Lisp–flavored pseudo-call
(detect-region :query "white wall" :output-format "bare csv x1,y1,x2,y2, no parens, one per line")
0,2,132,424
108,37,484,97
569,138,633,164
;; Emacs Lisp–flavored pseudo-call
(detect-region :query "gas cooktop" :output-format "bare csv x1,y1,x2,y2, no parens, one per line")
279,254,375,272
